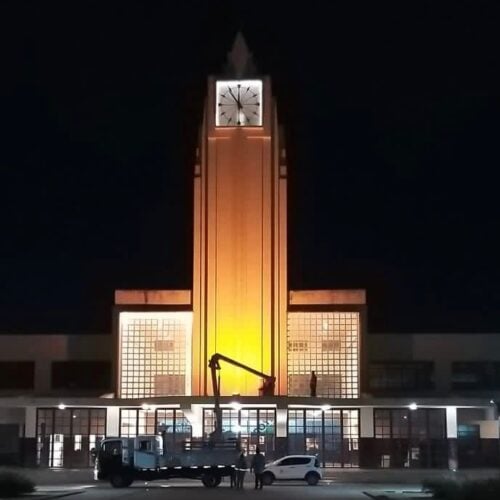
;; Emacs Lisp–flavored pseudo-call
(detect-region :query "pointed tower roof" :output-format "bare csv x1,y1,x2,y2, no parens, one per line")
225,32,257,78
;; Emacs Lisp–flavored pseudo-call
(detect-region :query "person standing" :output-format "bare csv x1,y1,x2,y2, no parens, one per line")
230,464,236,488
310,370,317,397
251,447,266,490
236,451,247,489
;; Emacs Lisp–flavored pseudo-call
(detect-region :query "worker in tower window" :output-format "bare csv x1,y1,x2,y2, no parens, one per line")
260,378,275,396
310,371,317,397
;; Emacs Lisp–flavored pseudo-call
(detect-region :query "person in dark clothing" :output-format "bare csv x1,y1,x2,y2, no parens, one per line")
251,446,266,489
310,370,317,397
236,451,248,489
230,466,236,488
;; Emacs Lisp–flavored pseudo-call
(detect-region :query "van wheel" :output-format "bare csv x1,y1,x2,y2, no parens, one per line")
262,472,275,485
305,472,320,486
109,471,133,488
201,473,221,488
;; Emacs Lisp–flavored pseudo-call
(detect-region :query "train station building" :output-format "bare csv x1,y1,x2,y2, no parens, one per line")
0,35,498,469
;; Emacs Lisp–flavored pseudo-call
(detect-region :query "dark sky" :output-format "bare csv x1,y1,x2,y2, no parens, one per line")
1,1,499,334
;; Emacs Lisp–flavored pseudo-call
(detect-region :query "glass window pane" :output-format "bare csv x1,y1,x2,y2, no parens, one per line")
119,312,192,398
287,312,360,398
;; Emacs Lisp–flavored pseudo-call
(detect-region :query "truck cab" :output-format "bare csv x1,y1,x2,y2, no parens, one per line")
94,437,135,487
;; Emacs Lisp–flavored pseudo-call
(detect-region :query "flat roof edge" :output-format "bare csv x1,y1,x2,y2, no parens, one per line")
289,289,366,305
115,289,192,306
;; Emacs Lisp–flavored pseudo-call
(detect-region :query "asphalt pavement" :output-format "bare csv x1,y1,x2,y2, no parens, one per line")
35,480,418,500
24,477,438,500
2,468,499,500
4,466,499,486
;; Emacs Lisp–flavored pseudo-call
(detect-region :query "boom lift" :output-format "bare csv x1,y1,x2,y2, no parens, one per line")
94,353,275,489
208,353,276,439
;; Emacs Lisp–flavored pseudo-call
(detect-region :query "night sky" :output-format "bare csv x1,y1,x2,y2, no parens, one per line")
1,1,499,335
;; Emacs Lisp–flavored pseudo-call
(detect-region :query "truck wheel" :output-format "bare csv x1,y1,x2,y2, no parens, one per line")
110,471,134,488
305,472,320,486
201,473,221,488
262,472,275,485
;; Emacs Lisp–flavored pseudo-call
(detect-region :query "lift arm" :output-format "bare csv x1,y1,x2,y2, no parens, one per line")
208,353,275,439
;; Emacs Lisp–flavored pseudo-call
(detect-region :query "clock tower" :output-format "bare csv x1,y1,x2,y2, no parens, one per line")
192,34,288,396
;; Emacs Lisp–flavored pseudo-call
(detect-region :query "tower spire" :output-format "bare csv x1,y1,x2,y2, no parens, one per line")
226,32,256,78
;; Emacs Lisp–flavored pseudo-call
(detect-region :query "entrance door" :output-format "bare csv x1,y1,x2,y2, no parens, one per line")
458,424,481,468
36,408,106,467
288,409,359,467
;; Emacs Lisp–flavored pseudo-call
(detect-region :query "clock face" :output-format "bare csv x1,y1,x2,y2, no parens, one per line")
216,80,262,127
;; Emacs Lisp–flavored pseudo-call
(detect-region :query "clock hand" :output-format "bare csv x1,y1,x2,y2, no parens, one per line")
227,88,242,109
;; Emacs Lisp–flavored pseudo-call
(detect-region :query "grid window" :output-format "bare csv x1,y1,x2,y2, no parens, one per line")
156,409,192,453
120,409,156,437
138,410,157,435
374,409,391,438
36,408,106,468
287,312,360,398
392,410,409,438
287,408,359,467
120,409,138,437
119,408,191,443
373,408,447,468
305,409,323,457
368,362,434,393
374,409,446,440
119,312,192,398
288,409,305,456
342,409,359,454
203,408,276,457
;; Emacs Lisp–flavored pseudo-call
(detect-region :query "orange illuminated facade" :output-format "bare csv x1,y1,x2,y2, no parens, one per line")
191,48,287,397
114,34,364,401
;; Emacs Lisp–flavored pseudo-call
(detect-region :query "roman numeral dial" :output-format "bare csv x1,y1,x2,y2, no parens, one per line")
216,80,263,127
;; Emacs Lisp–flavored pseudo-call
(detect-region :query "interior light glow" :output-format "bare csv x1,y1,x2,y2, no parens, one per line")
118,311,193,398
58,403,66,410
409,402,418,411
287,312,360,398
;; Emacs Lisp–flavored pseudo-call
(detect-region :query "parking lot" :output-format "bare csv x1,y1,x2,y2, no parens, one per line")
9,467,500,500
38,480,414,499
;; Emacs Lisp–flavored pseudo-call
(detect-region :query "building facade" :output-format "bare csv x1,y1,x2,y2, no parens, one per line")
0,35,498,469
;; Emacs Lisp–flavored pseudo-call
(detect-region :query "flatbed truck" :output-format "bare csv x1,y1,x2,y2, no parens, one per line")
94,434,239,488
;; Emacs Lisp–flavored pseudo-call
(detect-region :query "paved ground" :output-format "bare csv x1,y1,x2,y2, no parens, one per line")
2,468,499,499
3,466,499,485
35,480,426,500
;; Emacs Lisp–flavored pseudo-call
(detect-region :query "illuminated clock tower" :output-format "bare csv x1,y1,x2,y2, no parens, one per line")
192,34,288,396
